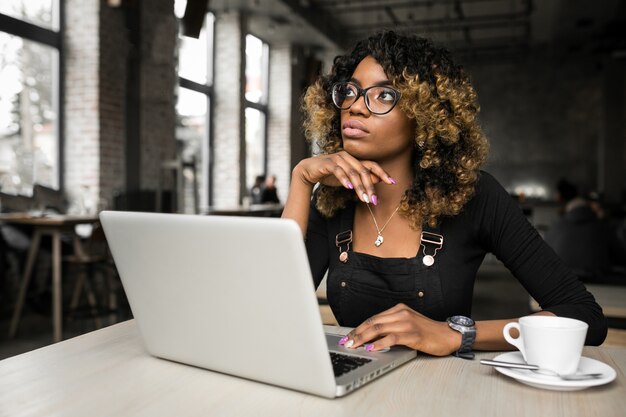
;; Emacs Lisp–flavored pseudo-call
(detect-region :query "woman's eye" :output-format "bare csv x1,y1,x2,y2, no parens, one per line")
377,90,395,102
345,88,357,98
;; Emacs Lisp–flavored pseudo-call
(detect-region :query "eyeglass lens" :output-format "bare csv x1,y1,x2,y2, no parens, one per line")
332,83,399,114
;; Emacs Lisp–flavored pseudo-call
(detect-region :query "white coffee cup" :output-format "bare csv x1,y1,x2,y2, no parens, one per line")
503,316,588,375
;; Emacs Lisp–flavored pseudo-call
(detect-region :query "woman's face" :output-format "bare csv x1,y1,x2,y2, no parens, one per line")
340,56,415,163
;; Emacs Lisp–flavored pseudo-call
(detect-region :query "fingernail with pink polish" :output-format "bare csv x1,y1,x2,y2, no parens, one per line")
371,195,378,205
346,182,354,190
338,336,348,345
389,177,397,185
364,344,374,352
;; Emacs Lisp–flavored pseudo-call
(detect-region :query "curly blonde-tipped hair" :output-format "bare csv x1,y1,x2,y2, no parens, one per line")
302,31,489,228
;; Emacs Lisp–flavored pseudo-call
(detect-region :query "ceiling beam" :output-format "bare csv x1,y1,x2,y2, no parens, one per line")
348,13,529,32
323,0,511,13
280,0,348,49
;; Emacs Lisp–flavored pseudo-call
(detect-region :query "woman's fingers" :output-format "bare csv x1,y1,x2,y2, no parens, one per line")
298,151,395,204
330,152,395,204
363,333,412,352
344,308,414,349
297,151,396,204
338,304,457,355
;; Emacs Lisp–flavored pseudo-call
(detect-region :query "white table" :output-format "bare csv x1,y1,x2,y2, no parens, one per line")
0,320,624,417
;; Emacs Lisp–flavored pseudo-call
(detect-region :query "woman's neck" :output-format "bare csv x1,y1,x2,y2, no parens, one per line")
372,157,413,207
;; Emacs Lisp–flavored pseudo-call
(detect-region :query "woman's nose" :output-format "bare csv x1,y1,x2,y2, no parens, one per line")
349,93,370,116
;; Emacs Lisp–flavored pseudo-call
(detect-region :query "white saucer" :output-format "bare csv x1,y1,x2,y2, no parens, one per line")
491,352,616,391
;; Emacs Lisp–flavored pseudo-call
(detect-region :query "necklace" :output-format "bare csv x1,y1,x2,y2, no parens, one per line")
366,203,401,247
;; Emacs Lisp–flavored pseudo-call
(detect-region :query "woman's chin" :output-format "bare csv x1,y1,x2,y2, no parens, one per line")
342,140,375,159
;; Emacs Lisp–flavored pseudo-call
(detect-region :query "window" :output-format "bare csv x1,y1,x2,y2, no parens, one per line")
244,34,269,192
0,0,61,195
175,3,214,212
0,0,59,30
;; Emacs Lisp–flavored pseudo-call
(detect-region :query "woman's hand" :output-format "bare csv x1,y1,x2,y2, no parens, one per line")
339,303,461,356
293,151,396,204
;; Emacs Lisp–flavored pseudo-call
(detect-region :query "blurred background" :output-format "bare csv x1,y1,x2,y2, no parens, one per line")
1,0,625,356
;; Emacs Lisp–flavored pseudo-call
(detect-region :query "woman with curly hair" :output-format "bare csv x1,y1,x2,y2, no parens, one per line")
281,31,606,357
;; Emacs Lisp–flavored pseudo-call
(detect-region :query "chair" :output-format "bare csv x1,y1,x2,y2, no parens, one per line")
64,223,119,328
0,192,34,314
32,184,69,213
0,191,35,213
157,156,199,214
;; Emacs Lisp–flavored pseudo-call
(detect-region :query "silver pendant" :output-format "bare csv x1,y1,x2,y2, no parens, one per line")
423,255,434,266
374,234,384,247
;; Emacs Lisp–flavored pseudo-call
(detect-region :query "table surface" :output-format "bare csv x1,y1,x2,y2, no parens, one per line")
204,203,283,216
0,212,100,226
0,320,624,417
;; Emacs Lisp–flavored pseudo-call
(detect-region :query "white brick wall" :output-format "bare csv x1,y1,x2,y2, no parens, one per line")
64,0,100,211
212,11,243,207
63,0,177,211
267,43,292,204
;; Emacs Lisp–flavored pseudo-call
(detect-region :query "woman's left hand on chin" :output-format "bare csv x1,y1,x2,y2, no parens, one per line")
339,303,461,356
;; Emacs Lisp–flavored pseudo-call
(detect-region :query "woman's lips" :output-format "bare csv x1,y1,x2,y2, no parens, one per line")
342,120,369,138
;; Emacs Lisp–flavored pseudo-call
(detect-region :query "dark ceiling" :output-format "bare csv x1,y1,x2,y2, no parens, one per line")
205,0,626,61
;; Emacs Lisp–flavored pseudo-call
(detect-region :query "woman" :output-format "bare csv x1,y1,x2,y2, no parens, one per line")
281,31,606,357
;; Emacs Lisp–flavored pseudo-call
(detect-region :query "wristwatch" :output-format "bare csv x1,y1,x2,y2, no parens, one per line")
447,315,476,360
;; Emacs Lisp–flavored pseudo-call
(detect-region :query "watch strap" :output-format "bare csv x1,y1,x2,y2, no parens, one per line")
454,328,476,359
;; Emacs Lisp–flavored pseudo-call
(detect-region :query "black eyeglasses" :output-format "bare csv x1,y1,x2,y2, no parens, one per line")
331,82,401,115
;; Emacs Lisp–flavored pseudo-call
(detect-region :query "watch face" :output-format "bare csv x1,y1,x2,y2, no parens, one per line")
450,315,475,327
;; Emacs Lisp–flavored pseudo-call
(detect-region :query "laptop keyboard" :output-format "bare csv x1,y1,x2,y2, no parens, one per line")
330,352,372,377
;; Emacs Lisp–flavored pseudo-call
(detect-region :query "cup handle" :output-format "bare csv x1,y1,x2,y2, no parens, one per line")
503,322,526,361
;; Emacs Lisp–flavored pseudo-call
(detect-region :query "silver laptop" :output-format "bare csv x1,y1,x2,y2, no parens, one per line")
100,211,416,398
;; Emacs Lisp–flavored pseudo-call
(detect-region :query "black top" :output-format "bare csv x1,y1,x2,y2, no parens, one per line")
305,171,607,345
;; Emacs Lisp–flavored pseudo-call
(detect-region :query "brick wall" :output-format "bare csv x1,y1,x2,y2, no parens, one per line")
64,0,100,211
139,0,177,190
63,0,177,211
267,43,292,204
212,11,243,207
99,2,128,207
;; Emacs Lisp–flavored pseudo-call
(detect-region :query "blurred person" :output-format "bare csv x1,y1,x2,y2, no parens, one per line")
261,175,280,204
250,175,266,204
545,181,626,281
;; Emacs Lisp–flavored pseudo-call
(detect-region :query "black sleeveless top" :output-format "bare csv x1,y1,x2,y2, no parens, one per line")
304,171,607,345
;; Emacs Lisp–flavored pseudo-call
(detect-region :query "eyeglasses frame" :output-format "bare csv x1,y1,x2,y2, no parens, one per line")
331,81,402,115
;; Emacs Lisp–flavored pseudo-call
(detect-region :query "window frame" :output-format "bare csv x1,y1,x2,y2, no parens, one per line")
243,33,270,191
0,1,64,194
176,12,215,209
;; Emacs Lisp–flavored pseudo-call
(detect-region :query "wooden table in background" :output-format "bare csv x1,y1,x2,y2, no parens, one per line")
204,203,283,217
0,320,623,417
0,213,100,342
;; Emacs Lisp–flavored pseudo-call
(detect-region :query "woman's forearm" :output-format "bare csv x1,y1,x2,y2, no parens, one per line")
473,311,555,351
281,165,315,237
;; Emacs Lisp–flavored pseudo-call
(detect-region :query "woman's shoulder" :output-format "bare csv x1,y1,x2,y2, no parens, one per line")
463,170,515,214
475,170,503,192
